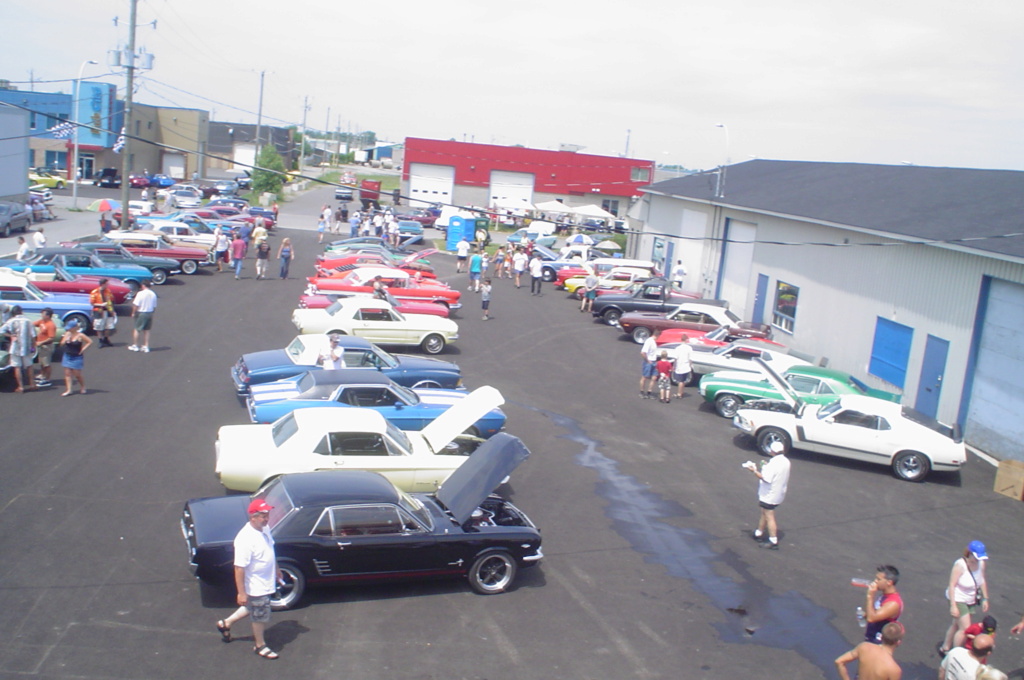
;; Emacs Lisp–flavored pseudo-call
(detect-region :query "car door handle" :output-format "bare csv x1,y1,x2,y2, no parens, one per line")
336,541,351,548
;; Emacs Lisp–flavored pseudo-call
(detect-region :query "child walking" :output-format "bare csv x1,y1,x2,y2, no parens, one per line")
656,350,674,403
481,278,492,320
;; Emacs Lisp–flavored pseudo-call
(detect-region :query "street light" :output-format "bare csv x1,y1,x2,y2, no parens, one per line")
714,123,730,165
71,59,99,210
714,123,730,198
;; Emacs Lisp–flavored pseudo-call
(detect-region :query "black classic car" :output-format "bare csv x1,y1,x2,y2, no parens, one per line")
181,433,542,609
590,278,712,325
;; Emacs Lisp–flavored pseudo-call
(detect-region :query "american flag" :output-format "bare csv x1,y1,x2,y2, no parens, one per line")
112,127,126,154
50,121,75,139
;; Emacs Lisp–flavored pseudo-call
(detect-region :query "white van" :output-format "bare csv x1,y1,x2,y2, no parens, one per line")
435,206,480,232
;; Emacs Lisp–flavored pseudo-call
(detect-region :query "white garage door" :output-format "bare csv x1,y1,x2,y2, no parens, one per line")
162,153,186,180
233,144,256,172
489,170,534,206
965,278,1024,460
717,219,757,320
408,163,454,208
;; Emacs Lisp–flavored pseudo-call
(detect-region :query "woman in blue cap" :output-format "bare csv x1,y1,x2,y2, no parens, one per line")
59,318,93,396
939,540,990,656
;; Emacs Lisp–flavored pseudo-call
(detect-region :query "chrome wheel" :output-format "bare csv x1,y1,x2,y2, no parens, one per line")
468,551,516,595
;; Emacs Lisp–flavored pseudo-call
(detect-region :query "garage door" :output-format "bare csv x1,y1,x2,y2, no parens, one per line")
965,278,1024,460
489,170,534,206
717,218,757,320
233,144,255,172
408,163,454,208
162,153,186,180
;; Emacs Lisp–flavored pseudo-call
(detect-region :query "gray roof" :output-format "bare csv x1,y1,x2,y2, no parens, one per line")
644,160,1024,260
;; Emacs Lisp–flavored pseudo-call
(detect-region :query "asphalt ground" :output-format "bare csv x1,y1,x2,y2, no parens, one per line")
2,182,1024,680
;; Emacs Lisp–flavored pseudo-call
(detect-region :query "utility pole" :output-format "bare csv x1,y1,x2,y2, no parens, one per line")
254,70,265,162
118,0,138,231
299,95,309,171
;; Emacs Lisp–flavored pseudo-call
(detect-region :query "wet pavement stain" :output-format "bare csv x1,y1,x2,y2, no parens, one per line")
530,405,854,678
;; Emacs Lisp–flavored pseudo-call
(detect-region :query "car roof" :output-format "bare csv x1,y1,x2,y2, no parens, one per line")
833,395,904,417
303,370,393,388
288,406,389,433
785,365,858,381
36,247,94,255
278,470,403,507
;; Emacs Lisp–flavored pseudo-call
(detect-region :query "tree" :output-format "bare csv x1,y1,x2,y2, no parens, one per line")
252,144,286,195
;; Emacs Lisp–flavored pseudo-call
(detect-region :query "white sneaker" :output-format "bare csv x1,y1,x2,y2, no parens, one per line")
128,345,140,352
141,346,150,353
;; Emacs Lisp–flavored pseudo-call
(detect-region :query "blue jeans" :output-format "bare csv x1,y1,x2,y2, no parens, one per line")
234,257,244,278
279,257,290,279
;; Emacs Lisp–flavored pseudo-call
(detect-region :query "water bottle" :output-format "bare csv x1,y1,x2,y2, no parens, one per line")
856,606,867,628
851,578,872,588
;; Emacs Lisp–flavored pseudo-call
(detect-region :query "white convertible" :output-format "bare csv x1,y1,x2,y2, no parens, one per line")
216,386,503,492
732,358,965,482
291,297,458,355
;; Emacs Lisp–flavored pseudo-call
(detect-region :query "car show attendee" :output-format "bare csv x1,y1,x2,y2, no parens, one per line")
32,226,47,250
529,252,544,296
491,246,506,279
231,232,247,279
213,228,230,273
1,305,37,392
468,248,482,292
32,308,57,387
864,565,903,644
15,236,32,261
746,439,791,550
672,259,688,287
581,271,599,313
939,541,990,656
254,238,271,280
59,318,92,396
128,280,157,353
834,621,903,680
88,278,116,347
655,350,674,403
639,328,661,399
481,278,492,320
349,212,360,237
371,275,387,300
251,218,268,245
455,236,470,272
277,237,293,279
512,248,528,287
99,209,113,234
671,334,693,399
318,334,344,369
965,615,997,652
939,633,993,680
333,206,344,234
215,499,282,660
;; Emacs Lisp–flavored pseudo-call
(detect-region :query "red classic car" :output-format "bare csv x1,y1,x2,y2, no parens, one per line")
206,206,276,228
104,232,212,274
395,209,438,228
656,325,786,350
307,266,461,310
298,291,450,318
317,249,438,279
24,266,134,303
128,174,149,188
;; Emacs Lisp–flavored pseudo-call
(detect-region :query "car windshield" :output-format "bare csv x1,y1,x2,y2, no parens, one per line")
396,489,433,529
384,419,413,455
846,376,871,395
23,281,46,300
370,347,399,369
326,301,344,316
723,309,742,324
818,400,843,420
258,479,297,531
270,412,300,447
188,220,214,235
286,337,307,358
393,383,419,405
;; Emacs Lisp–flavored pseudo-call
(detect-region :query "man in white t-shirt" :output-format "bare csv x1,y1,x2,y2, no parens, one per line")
939,634,994,680
512,249,528,288
215,499,282,659
671,335,693,399
455,237,470,272
529,253,544,296
639,328,661,398
671,259,687,287
128,280,157,352
318,334,345,369
745,440,791,550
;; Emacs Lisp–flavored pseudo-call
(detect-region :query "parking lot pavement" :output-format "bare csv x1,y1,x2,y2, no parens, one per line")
2,188,1024,679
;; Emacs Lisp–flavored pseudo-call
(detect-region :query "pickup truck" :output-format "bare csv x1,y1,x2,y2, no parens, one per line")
591,278,709,325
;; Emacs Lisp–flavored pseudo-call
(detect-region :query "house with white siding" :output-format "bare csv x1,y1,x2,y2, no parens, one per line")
631,160,1024,461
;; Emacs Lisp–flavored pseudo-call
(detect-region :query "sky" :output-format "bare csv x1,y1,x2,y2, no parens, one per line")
5,0,1024,171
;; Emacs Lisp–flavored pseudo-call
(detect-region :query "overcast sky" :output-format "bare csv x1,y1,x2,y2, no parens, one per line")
6,0,1023,171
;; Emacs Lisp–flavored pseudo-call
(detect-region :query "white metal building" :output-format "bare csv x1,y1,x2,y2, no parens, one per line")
634,160,1024,461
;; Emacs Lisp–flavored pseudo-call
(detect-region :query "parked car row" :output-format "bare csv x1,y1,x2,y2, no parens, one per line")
181,236,543,610
547,245,966,483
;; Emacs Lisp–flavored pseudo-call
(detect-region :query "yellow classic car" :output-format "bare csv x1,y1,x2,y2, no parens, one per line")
28,170,66,190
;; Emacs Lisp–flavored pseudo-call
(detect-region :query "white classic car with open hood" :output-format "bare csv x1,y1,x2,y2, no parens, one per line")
732,358,965,482
215,386,504,492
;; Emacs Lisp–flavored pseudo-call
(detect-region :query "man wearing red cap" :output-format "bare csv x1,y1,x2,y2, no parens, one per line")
215,499,282,660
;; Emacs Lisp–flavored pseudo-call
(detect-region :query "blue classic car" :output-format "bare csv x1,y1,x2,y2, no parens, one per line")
246,371,505,436
146,173,176,188
0,248,153,292
232,334,463,396
0,269,94,329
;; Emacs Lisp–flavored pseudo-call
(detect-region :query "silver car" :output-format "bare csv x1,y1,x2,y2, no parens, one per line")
0,201,31,238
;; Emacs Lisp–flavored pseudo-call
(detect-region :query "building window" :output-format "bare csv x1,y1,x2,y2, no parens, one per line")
772,281,799,333
29,112,38,130
630,167,651,182
869,318,913,388
601,199,620,216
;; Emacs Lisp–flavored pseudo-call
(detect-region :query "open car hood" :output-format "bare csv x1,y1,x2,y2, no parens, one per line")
435,433,530,525
419,386,504,453
401,248,437,266
752,356,804,410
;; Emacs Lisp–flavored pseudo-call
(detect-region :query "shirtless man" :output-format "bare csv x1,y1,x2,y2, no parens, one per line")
835,621,903,680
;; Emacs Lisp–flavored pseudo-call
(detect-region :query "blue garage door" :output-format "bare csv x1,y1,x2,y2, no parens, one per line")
965,278,1024,460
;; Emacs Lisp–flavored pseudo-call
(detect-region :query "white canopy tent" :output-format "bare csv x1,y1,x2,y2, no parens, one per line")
573,204,616,220
492,197,535,211
534,199,576,213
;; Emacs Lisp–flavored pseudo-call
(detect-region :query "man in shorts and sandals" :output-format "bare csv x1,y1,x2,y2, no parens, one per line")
128,280,157,352
89,279,116,347
33,308,57,387
745,439,791,550
216,499,282,660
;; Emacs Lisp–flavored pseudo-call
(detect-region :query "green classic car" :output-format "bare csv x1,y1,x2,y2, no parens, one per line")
698,365,901,418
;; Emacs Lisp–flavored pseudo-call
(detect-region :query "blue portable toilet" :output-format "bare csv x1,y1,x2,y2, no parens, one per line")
447,216,466,251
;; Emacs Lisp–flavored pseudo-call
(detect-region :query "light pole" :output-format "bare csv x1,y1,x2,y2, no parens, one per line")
71,59,98,210
714,123,730,198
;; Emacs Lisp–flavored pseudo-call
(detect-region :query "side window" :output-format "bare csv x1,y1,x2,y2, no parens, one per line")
344,387,388,407
333,505,405,536
328,432,387,456
313,435,331,455
833,410,876,429
643,286,662,300
786,376,819,393
311,510,333,537
816,382,835,395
